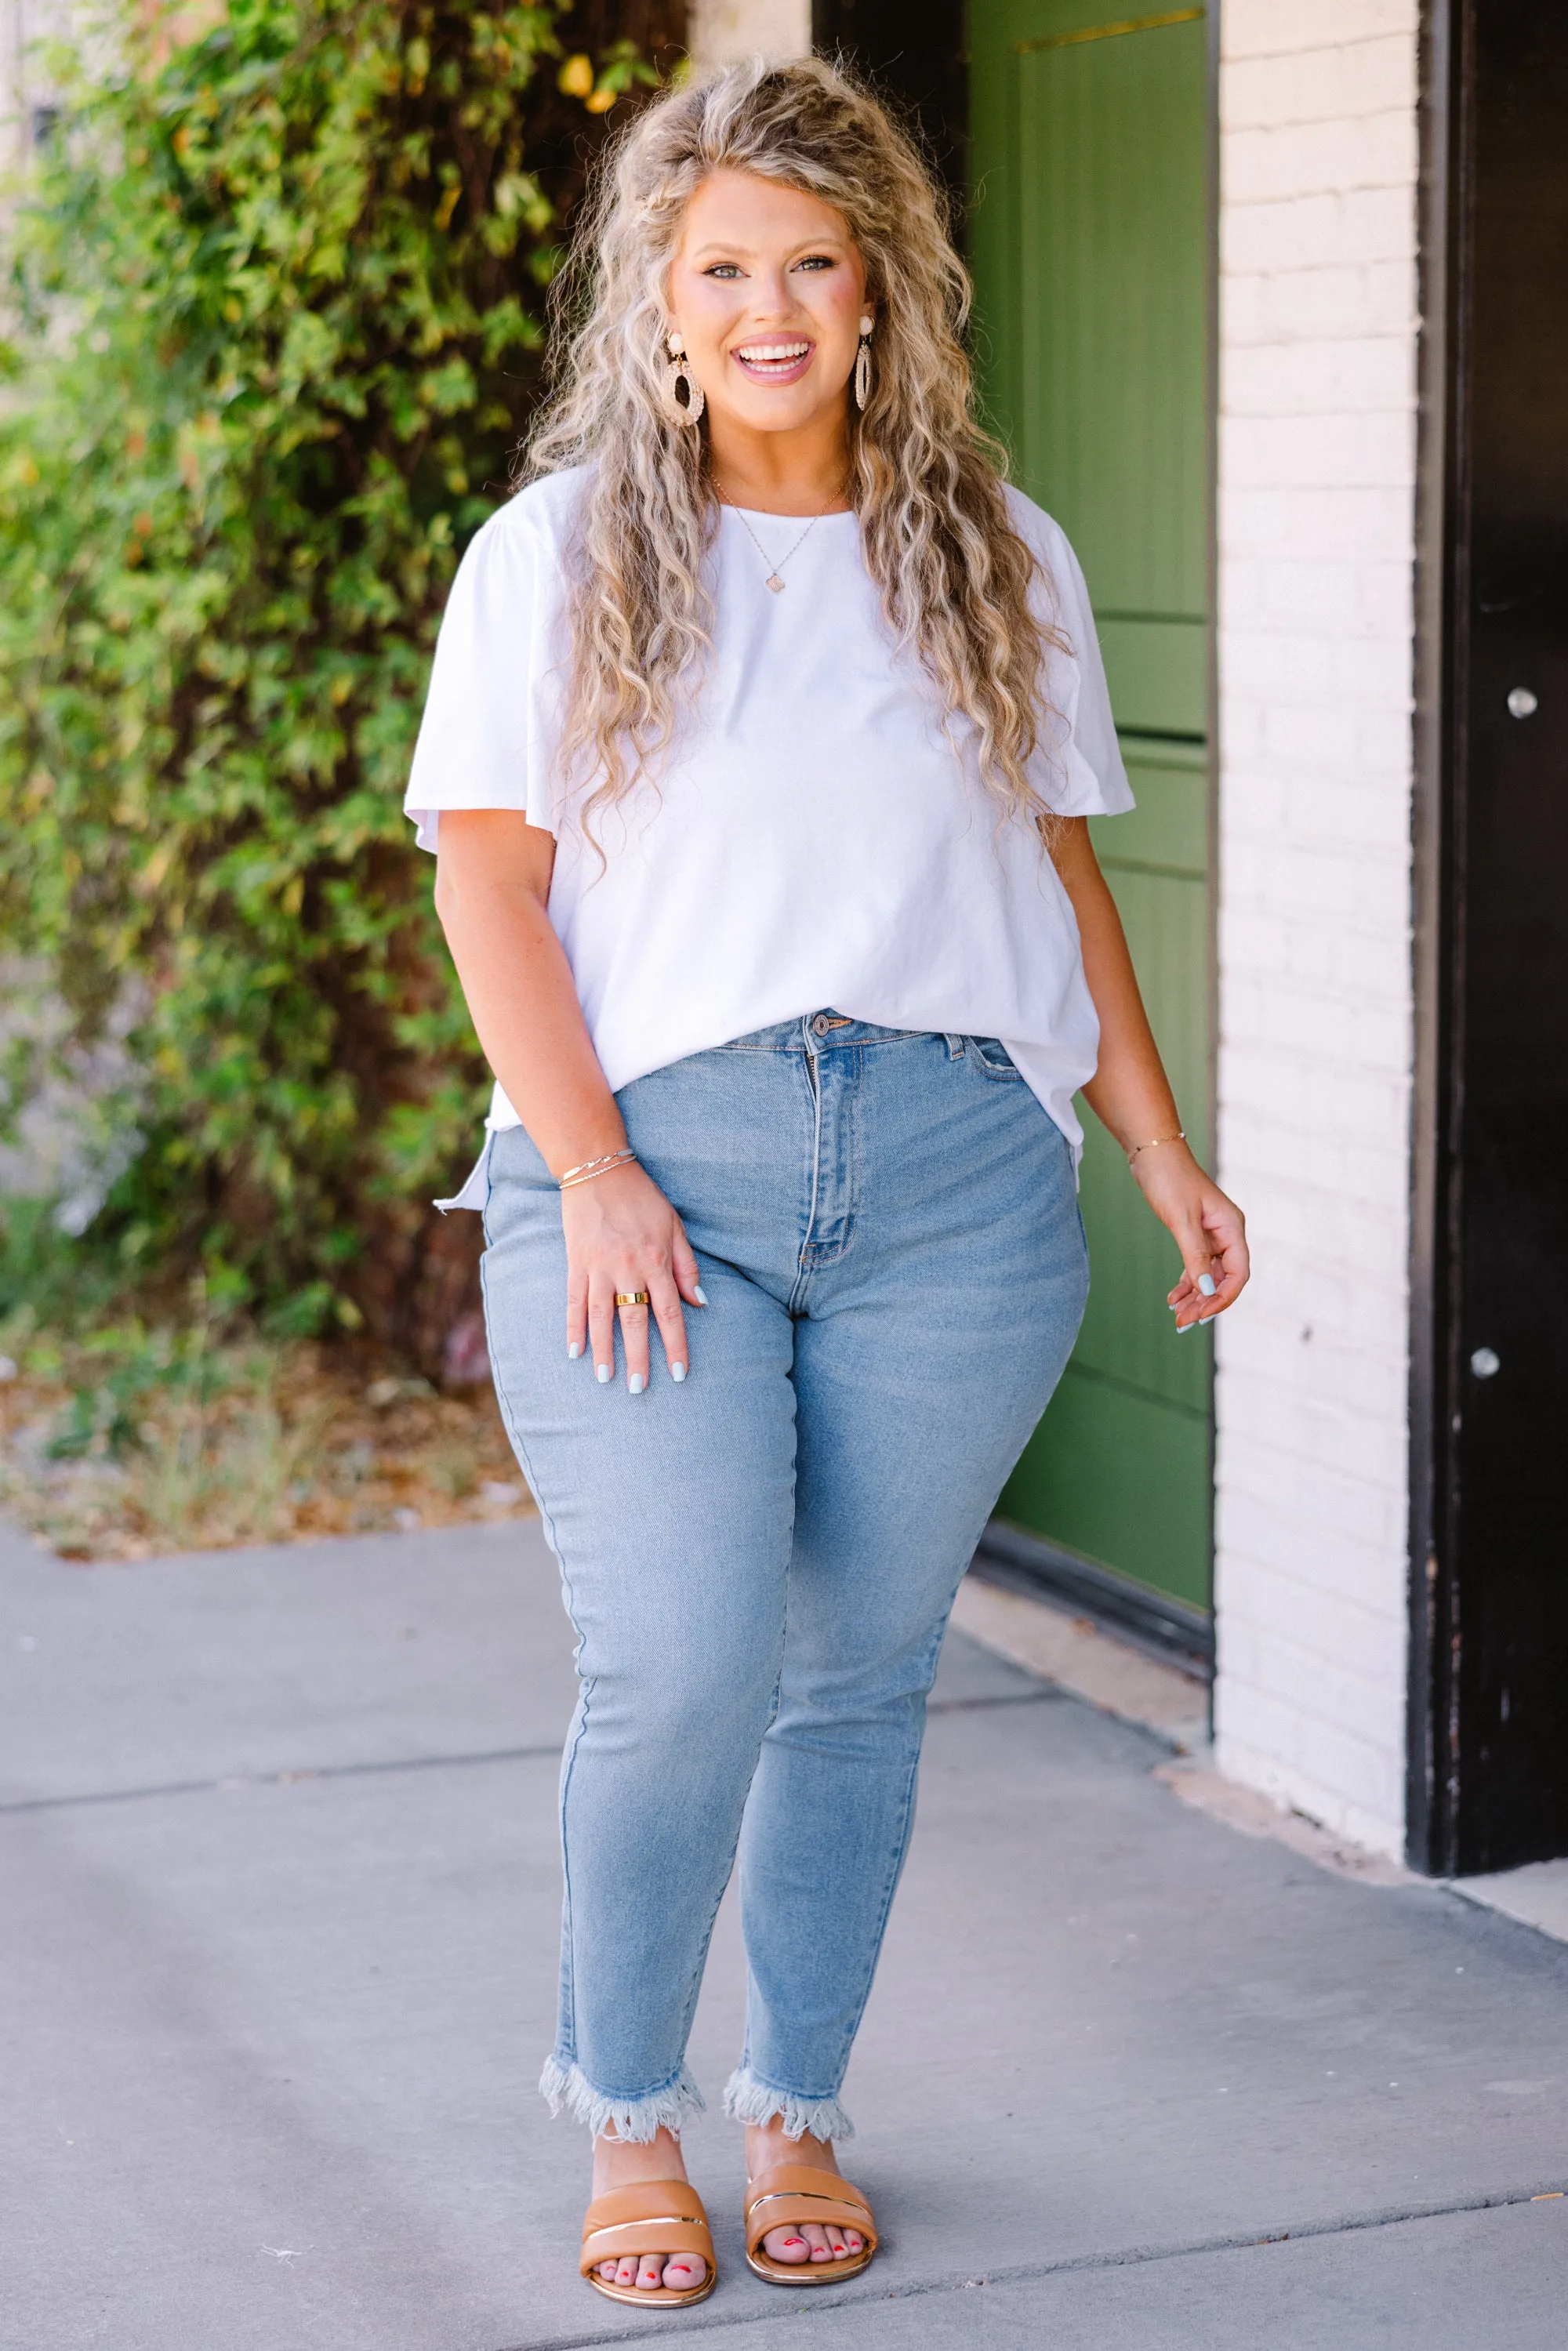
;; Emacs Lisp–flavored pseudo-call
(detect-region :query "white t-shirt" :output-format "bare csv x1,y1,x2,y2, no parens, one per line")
405,466,1133,1174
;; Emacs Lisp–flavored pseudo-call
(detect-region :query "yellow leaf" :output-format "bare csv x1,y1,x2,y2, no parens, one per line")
281,876,304,916
557,52,593,97
584,86,616,114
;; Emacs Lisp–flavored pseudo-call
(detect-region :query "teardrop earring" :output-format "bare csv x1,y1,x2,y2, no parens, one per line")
854,314,873,412
662,332,705,429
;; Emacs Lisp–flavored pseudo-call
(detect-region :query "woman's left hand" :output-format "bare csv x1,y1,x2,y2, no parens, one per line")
1130,1142,1250,1333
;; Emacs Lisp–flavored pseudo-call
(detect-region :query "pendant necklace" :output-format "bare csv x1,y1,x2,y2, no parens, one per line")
717,482,846,593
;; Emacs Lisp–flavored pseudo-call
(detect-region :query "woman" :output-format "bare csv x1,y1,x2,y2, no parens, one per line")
406,56,1247,2310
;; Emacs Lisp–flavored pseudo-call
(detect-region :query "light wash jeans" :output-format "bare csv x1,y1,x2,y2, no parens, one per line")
479,1016,1088,2144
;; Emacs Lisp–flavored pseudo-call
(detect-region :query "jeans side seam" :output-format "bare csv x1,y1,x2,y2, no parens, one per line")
825,1740,922,2081
481,1222,586,2066
670,1572,792,2079
818,1591,957,2084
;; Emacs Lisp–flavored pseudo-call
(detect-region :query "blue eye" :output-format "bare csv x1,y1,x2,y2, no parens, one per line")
705,263,742,278
797,255,835,271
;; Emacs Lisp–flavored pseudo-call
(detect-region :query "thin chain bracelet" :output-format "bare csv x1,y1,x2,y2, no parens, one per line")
558,1148,637,1191
1127,1130,1185,1168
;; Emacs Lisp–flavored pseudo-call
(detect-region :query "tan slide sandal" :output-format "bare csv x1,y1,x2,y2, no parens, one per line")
579,2179,717,2308
744,2163,878,2286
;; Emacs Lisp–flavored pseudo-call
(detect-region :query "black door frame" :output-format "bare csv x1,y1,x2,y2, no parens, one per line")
1406,0,1453,1879
1409,0,1568,1876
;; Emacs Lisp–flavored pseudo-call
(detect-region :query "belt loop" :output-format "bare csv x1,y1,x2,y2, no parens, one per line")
943,1033,965,1060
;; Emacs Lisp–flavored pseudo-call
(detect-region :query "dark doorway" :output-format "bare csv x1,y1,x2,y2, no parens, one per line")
1414,0,1568,1874
811,0,967,238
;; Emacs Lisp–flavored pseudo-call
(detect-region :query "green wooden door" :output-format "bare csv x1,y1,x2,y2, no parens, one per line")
970,1,1214,1616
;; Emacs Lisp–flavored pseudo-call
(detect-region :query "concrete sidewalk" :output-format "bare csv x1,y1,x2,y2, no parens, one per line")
2,1516,1565,2349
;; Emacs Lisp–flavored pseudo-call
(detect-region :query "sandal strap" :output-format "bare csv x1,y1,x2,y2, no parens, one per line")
580,2181,714,2277
744,2164,877,2256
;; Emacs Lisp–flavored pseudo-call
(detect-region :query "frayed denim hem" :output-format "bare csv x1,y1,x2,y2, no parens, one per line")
539,2056,705,2143
723,2066,855,2143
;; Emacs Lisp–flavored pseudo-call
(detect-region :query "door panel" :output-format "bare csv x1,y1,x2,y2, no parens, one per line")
1011,13,1208,616
1428,0,1568,1871
1097,617,1207,737
974,0,1214,1613
1000,1362,1210,1614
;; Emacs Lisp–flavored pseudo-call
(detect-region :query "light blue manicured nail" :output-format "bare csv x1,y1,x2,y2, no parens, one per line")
1199,1274,1217,1297
568,1341,583,1359
694,1285,709,1307
595,1362,611,1384
629,1372,646,1395
671,1362,687,1383
1177,1319,1195,1335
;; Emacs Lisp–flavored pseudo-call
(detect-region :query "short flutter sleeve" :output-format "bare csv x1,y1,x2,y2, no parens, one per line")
1007,490,1136,821
403,495,564,851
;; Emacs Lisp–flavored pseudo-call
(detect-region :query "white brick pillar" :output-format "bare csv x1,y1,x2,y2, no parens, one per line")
688,0,809,67
1212,3,1421,1857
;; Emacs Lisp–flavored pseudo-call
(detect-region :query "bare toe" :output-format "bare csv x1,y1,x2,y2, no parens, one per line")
762,2225,813,2265
636,2255,663,2291
663,2255,706,2290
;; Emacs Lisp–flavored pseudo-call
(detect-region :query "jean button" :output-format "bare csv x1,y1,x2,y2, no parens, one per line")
811,1014,832,1036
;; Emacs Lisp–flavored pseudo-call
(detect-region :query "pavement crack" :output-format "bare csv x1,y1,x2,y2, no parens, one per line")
0,1740,564,1817
0,1696,1058,1819
505,2179,1568,2349
926,1688,1060,1715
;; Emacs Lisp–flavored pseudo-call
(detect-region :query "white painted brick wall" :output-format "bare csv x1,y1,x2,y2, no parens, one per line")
688,0,808,68
1214,2,1421,1859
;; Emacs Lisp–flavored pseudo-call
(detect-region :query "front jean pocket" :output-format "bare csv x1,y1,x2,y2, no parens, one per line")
969,1036,1022,1079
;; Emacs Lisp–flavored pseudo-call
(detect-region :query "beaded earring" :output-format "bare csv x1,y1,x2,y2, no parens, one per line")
854,315,874,412
662,332,706,428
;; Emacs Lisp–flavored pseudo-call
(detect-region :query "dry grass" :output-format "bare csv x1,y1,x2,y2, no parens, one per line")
0,1330,533,1562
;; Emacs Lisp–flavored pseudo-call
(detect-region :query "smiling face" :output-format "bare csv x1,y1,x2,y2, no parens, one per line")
665,168,870,475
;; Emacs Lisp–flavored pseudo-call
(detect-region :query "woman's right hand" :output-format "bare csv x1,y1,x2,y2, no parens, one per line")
434,816,702,1390
561,1163,706,1391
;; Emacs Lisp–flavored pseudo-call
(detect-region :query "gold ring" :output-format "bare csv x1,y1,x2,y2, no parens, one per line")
614,1290,650,1308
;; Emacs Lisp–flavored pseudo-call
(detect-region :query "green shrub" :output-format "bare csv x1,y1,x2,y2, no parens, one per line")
0,0,666,1355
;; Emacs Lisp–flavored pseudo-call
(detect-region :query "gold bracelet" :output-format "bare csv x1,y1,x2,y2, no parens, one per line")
558,1148,637,1190
1127,1130,1185,1167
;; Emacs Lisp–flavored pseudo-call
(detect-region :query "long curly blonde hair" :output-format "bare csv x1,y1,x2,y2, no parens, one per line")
524,54,1061,829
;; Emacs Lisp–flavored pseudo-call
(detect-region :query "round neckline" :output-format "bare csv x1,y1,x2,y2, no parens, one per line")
719,501,858,524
